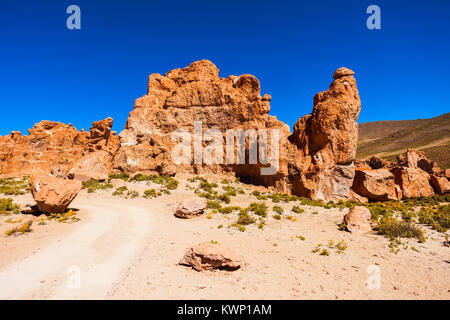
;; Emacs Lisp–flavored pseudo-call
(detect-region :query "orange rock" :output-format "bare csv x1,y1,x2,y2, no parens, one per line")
391,167,434,199
0,118,119,179
174,198,207,219
352,169,401,201
179,243,243,271
29,174,82,213
68,151,111,182
429,175,450,195
344,206,372,235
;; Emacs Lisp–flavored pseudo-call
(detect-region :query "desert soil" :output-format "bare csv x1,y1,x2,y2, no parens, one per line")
0,179,449,300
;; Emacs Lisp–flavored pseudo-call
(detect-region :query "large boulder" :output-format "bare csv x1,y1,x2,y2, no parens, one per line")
429,175,450,195
391,167,434,199
343,206,372,235
179,243,243,271
174,198,207,219
29,174,82,213
352,169,401,201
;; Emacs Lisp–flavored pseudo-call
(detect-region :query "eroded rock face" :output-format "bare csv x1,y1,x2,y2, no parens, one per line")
405,149,440,175
29,174,82,213
344,206,372,235
174,198,207,219
391,167,434,199
179,243,243,271
113,60,290,191
0,61,364,201
429,175,450,195
352,169,401,201
288,67,361,200
0,118,119,178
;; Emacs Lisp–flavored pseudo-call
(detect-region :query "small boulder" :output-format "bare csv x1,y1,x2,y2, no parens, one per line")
179,243,243,271
30,174,82,213
174,198,207,219
343,206,372,235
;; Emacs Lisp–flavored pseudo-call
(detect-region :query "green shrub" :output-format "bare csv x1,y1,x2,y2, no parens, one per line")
272,206,284,214
237,212,255,225
247,202,268,217
108,173,130,181
143,189,158,199
0,198,20,215
273,214,281,220
5,221,32,236
292,206,304,214
376,217,426,242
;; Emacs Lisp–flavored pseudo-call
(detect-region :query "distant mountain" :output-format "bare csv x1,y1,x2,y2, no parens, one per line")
357,113,450,169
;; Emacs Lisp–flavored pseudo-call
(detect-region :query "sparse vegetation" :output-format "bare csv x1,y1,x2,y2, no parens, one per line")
130,174,179,190
108,173,130,181
82,179,113,193
5,221,32,236
292,206,305,214
0,198,20,215
0,177,30,195
48,209,80,223
376,217,426,243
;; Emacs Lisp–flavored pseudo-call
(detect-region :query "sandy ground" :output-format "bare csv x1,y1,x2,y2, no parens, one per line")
0,178,449,300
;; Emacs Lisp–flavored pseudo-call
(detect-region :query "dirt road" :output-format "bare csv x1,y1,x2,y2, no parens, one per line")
0,200,152,299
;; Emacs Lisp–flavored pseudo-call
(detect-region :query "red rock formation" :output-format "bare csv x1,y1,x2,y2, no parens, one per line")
391,167,434,199
287,67,361,200
343,206,372,235
429,175,450,195
352,169,401,201
0,118,119,178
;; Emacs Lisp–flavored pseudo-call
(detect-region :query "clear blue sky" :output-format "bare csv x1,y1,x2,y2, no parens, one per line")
1,0,449,135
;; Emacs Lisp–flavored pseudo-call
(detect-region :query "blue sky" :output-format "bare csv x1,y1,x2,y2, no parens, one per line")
1,0,449,135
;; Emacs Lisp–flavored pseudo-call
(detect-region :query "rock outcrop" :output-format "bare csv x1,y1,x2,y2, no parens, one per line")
429,175,450,195
287,67,361,200
0,118,119,179
179,243,243,271
352,169,401,201
29,174,82,213
391,167,434,199
2,60,445,202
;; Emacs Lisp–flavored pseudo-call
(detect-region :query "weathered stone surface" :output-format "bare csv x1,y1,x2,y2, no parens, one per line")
0,118,119,178
344,206,372,235
174,198,207,219
29,174,82,213
446,169,450,179
405,149,440,175
287,67,361,200
352,169,401,201
429,175,450,195
348,189,368,204
391,167,434,199
68,151,111,182
179,243,243,271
